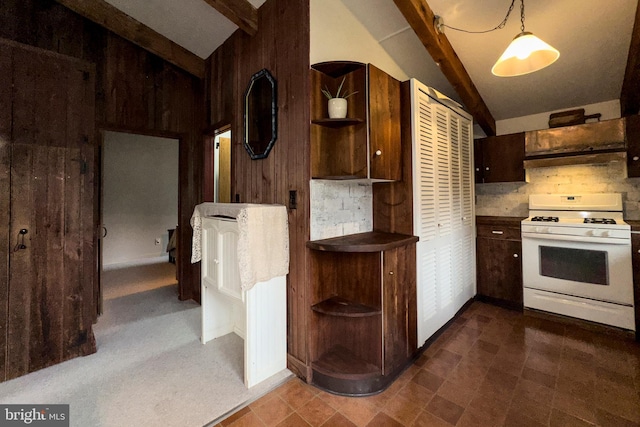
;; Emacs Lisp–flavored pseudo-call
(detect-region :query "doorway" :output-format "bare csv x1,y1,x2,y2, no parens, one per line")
204,126,232,203
100,131,179,306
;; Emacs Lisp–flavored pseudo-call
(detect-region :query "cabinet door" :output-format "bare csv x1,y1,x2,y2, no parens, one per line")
383,245,417,375
627,115,640,177
476,237,523,307
481,133,525,183
217,220,242,300
368,64,401,181
474,139,483,183
202,219,241,301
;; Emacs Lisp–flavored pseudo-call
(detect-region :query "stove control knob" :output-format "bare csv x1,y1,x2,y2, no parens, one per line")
600,230,609,238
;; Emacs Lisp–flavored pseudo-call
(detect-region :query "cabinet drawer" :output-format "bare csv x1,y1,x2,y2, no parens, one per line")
477,225,520,240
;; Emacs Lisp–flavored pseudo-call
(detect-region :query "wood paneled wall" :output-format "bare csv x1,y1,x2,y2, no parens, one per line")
0,0,204,302
206,0,311,376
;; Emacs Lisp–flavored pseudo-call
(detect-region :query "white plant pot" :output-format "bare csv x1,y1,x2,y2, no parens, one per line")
328,98,348,119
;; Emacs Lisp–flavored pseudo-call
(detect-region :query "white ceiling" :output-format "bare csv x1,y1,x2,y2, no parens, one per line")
104,0,637,123
342,0,637,121
103,0,266,58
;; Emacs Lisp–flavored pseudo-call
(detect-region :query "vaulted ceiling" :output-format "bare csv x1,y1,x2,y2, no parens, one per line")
56,0,640,137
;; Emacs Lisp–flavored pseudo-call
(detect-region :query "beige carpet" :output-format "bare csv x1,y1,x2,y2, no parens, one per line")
101,261,179,300
0,262,292,427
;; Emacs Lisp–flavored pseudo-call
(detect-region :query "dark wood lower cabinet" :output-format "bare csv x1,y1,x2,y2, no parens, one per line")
476,217,524,310
307,232,418,395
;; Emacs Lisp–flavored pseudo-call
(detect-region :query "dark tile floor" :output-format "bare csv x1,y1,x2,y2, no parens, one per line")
214,302,640,426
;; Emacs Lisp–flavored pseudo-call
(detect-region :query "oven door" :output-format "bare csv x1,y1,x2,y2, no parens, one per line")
521,233,633,306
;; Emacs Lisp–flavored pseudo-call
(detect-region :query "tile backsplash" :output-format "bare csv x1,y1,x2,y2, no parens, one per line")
475,161,640,219
310,180,372,240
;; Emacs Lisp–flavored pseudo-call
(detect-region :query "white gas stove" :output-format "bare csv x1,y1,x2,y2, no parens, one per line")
521,193,635,331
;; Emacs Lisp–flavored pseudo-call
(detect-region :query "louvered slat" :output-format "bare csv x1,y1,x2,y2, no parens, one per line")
412,80,476,346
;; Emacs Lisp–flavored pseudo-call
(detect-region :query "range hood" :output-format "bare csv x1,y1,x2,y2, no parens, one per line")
523,118,626,169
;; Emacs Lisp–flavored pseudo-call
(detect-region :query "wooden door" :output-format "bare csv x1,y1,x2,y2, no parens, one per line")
218,137,231,203
1,40,97,381
368,64,401,181
412,80,475,346
481,133,525,183
626,115,640,178
476,235,523,309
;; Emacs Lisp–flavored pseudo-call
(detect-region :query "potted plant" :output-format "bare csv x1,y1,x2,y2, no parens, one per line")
321,77,358,119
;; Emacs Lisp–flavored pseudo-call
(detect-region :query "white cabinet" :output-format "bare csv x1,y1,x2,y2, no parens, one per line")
200,216,287,388
409,80,476,345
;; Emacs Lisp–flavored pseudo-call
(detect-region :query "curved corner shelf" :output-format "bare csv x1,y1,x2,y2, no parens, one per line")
311,118,364,128
307,231,419,253
312,296,381,318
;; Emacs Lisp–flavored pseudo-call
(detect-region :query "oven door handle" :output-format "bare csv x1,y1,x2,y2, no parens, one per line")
521,232,631,245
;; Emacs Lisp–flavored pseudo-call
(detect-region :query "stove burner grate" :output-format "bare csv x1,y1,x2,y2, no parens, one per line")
531,216,559,222
584,218,616,224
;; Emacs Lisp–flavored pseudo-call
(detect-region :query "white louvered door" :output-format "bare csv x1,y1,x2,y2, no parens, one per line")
412,80,476,346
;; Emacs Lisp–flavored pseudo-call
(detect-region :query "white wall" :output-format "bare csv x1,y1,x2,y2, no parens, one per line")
102,132,179,267
310,0,407,81
476,101,640,220
495,99,621,135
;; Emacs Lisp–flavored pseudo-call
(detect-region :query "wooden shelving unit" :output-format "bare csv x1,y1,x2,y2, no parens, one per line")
311,296,380,317
307,231,418,395
310,61,401,181
311,118,364,128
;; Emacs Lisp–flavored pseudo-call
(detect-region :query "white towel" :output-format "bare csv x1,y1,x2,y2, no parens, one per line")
190,203,289,291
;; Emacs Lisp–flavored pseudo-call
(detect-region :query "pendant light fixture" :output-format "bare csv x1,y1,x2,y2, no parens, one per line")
491,0,559,77
435,0,559,77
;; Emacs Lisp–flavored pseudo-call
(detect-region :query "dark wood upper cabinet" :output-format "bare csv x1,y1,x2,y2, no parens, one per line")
627,115,640,178
310,62,401,181
475,132,525,183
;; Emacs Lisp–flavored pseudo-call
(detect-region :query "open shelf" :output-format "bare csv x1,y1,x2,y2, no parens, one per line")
311,61,365,78
312,345,379,380
311,118,364,128
312,296,381,318
307,231,419,252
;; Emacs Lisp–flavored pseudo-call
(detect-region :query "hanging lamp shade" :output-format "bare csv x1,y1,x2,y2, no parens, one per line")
491,31,559,77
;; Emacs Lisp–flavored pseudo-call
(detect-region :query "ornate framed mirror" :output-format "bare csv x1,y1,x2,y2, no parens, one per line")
243,69,277,160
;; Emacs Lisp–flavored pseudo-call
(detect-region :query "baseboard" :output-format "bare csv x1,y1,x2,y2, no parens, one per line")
475,294,523,311
103,256,169,270
417,297,475,352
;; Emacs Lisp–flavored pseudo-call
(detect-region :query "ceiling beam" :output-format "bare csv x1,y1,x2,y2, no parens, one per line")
202,0,258,36
55,0,205,79
620,1,640,116
393,0,496,136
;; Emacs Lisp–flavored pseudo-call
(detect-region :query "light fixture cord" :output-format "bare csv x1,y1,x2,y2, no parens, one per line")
440,0,518,34
520,0,526,32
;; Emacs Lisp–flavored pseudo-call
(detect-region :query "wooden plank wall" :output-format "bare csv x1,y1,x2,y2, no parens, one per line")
0,0,204,302
206,0,311,376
